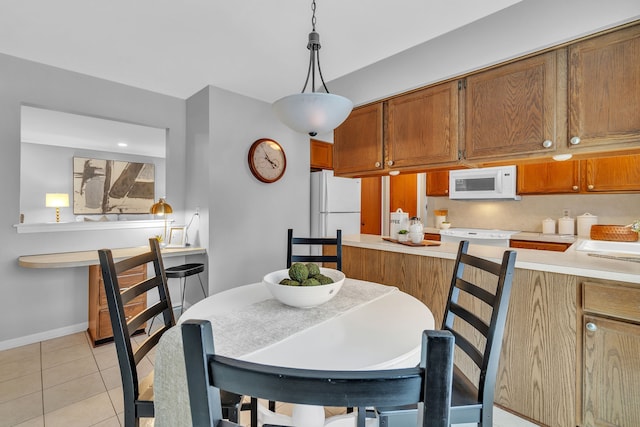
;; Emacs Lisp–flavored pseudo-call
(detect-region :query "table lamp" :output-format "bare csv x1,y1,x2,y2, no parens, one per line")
150,197,173,244
45,193,69,223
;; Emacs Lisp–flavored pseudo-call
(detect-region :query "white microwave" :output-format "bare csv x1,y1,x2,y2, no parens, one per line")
449,165,520,200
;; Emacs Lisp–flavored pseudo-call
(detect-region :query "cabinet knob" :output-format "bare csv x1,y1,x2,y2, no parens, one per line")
588,184,594,190
570,136,581,145
542,140,553,148
375,161,381,168
572,185,579,191
387,160,394,166
586,322,597,332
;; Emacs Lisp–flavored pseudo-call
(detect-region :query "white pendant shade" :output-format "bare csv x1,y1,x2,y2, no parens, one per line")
273,92,353,136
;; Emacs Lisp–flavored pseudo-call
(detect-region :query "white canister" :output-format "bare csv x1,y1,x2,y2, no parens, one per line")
558,216,575,235
434,209,448,229
542,218,556,235
390,208,409,239
577,213,598,237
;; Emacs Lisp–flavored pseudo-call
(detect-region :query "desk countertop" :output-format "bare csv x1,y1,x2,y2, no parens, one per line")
343,234,640,284
18,246,206,268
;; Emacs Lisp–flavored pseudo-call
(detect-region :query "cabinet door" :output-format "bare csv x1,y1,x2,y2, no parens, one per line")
426,170,450,196
517,160,580,194
333,103,383,175
360,176,382,235
583,315,640,427
465,51,557,160
389,173,418,218
583,154,640,192
569,25,640,151
310,139,333,170
386,81,459,169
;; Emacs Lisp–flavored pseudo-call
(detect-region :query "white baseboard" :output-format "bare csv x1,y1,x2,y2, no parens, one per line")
0,322,88,351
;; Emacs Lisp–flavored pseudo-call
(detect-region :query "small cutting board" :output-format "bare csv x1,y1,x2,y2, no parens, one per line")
382,237,441,247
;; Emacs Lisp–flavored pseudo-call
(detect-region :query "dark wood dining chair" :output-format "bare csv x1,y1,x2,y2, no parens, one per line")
98,238,245,427
287,228,342,270
182,319,455,427
377,240,517,427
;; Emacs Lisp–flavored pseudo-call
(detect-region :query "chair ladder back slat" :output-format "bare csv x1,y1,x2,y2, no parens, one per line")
443,326,484,368
287,229,342,271
459,252,503,276
133,331,163,365
126,300,169,337
454,277,496,307
448,302,490,337
119,276,161,305
114,252,155,275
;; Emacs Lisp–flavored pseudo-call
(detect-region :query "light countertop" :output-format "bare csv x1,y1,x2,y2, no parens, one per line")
342,234,640,284
18,245,206,269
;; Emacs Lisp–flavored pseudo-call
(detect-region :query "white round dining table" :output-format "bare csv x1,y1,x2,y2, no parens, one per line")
179,278,435,427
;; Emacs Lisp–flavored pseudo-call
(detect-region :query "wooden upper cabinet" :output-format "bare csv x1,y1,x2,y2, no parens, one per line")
582,154,640,192
310,139,333,170
360,176,382,235
386,81,459,169
389,173,419,217
518,161,580,194
465,51,558,160
426,170,450,196
333,103,384,176
568,25,640,151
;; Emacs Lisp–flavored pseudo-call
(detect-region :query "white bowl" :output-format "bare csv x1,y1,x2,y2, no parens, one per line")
263,267,346,308
440,222,451,229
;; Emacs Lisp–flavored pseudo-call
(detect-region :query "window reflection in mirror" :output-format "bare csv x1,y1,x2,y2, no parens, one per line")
20,105,167,224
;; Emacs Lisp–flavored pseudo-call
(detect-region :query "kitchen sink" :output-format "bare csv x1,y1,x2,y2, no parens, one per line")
575,239,640,255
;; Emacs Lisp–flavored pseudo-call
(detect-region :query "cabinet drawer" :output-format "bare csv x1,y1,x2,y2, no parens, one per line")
510,240,572,252
98,265,147,307
583,281,640,323
97,302,146,339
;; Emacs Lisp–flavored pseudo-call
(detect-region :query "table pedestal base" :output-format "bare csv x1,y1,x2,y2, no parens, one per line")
257,403,377,427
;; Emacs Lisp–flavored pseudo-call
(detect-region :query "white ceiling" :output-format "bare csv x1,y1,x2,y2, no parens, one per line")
0,0,522,102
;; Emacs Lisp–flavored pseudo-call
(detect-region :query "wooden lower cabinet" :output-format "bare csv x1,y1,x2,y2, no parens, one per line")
581,281,640,427
343,245,577,427
87,264,147,346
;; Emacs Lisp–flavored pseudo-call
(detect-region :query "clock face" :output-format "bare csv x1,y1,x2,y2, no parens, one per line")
248,138,287,183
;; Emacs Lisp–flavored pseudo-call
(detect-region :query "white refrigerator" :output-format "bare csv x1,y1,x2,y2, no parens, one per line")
310,170,361,239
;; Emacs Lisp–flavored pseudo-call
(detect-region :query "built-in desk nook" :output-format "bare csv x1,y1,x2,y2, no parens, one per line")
19,246,206,345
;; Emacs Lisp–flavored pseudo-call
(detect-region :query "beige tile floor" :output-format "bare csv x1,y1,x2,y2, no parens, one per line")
0,331,539,427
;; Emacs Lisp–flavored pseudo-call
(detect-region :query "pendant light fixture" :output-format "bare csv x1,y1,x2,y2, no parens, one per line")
273,0,353,137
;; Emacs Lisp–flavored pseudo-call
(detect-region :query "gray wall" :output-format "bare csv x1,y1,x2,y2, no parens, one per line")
186,86,310,296
0,53,187,349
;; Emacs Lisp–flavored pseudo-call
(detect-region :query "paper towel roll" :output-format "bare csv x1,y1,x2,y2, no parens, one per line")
558,216,575,235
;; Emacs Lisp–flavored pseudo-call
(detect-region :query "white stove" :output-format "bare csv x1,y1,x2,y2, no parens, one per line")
439,228,520,247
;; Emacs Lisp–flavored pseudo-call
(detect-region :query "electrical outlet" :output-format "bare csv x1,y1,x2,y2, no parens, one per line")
562,209,570,217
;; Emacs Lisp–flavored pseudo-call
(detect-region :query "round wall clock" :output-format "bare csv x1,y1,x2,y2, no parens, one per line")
248,138,287,183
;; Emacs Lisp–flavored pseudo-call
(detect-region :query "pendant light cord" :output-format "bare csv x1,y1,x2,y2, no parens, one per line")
301,0,330,94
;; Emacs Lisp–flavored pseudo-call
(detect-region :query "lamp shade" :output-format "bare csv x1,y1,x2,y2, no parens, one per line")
273,92,353,136
45,193,69,208
150,198,173,216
